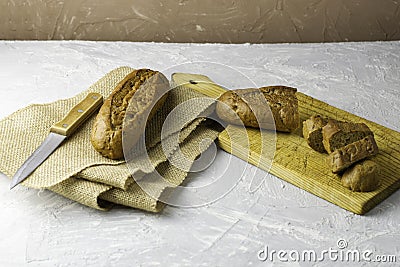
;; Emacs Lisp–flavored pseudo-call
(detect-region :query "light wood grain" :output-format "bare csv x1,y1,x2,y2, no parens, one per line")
172,73,400,215
50,93,103,136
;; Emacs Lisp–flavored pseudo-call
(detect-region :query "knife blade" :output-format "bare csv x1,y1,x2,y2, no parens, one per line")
9,92,103,189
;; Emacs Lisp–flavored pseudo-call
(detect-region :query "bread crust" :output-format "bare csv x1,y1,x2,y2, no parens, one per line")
216,86,299,132
328,135,379,173
341,160,380,192
91,69,169,159
303,115,328,153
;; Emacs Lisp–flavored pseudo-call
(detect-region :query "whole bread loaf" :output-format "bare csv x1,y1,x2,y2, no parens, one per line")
91,69,169,159
341,160,380,192
303,115,328,153
322,119,373,153
328,135,379,173
216,86,299,132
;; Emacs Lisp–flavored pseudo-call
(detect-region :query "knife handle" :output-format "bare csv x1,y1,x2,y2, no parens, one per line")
50,92,103,136
171,73,226,99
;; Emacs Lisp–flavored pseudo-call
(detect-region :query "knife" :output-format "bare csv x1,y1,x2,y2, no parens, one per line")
9,92,103,189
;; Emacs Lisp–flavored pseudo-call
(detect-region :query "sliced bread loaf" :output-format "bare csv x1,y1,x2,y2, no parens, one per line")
328,135,379,173
302,115,328,153
322,119,373,153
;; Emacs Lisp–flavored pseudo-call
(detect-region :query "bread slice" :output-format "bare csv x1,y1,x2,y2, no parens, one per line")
216,86,299,132
328,135,379,173
91,69,169,159
341,160,380,192
322,119,373,153
302,115,328,153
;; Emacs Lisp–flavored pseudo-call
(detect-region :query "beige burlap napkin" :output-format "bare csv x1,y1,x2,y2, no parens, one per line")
49,123,220,211
0,67,221,211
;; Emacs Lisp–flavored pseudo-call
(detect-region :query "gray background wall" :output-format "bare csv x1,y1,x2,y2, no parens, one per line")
1,0,399,43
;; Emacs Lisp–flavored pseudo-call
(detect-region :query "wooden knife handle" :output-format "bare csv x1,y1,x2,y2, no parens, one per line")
50,92,103,136
171,73,227,99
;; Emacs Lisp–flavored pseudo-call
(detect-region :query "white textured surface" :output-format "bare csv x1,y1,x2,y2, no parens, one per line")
0,41,399,266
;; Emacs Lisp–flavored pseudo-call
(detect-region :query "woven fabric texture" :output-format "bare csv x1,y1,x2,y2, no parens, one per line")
0,67,220,211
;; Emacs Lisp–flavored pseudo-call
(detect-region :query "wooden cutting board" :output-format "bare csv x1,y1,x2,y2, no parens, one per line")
172,73,400,215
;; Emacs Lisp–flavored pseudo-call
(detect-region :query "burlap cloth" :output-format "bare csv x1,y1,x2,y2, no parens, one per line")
0,67,220,212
